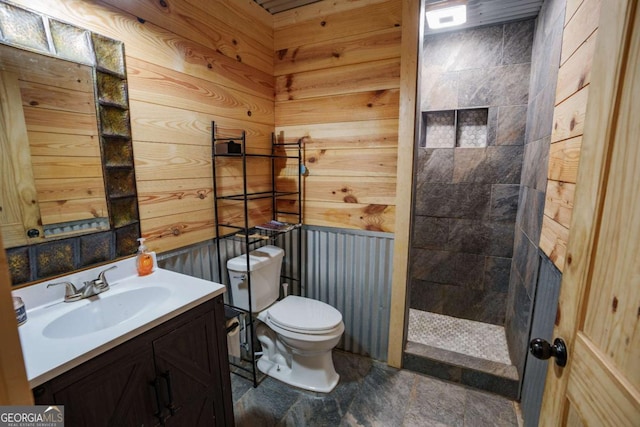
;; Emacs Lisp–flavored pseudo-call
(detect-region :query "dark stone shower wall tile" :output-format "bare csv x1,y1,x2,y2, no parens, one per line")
505,261,520,327
409,279,445,312
546,11,565,80
523,245,541,301
502,20,535,65
505,275,534,378
511,228,541,300
411,248,455,284
420,71,459,111
490,184,520,221
447,219,489,255
451,184,492,219
512,228,529,284
486,106,498,146
446,219,513,258
537,138,550,191
488,221,515,258
536,0,567,40
521,138,543,188
484,256,512,293
516,186,545,242
453,252,485,289
496,105,527,146
415,183,491,219
411,248,485,289
412,216,449,249
488,145,523,184
453,148,490,183
442,287,507,325
416,148,454,183
522,137,551,191
525,82,557,143
458,63,531,108
414,183,452,217
529,28,551,98
529,1,565,97
424,25,503,73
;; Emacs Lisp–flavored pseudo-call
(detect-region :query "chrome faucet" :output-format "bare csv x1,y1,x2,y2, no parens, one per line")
46,281,82,302
82,265,117,298
47,266,118,302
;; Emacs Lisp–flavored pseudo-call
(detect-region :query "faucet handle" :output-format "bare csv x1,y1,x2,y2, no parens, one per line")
47,281,81,302
95,265,118,290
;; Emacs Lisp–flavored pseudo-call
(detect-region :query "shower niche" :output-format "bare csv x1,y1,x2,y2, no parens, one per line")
421,108,489,148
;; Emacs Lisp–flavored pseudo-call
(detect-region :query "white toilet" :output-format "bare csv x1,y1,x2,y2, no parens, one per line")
227,245,344,393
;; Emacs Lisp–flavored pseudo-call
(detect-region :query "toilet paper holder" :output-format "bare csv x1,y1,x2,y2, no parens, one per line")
226,320,239,334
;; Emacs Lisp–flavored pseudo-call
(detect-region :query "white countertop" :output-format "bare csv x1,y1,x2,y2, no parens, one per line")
12,254,226,388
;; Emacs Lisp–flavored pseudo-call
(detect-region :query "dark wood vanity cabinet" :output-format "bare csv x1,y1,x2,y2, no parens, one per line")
33,296,234,427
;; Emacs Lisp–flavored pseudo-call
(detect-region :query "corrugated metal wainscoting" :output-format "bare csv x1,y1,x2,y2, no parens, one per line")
157,225,394,362
303,226,394,361
520,253,563,427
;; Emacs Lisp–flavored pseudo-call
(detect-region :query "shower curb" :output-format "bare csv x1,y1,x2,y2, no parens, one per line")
403,341,519,400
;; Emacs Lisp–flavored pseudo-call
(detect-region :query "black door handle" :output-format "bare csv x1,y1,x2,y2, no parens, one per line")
529,338,568,367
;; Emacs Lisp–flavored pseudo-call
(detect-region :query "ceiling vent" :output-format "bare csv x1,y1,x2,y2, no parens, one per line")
254,0,322,14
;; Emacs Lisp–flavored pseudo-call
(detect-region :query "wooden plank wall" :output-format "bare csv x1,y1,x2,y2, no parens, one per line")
16,0,274,254
274,0,402,232
540,0,602,271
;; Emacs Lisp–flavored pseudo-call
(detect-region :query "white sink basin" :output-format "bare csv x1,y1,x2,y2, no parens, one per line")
13,255,227,388
42,287,172,339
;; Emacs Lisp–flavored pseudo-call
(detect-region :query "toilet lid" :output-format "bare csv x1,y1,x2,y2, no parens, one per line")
267,296,343,334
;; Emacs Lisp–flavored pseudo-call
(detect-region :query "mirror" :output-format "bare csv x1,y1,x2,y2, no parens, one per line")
1,44,110,247
0,1,140,286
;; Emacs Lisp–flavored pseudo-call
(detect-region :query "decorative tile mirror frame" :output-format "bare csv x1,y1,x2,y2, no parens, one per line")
0,1,140,286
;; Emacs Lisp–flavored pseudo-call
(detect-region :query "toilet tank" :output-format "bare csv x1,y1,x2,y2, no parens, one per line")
226,245,284,312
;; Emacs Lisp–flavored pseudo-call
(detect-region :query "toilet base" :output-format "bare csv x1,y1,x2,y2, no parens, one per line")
257,352,339,393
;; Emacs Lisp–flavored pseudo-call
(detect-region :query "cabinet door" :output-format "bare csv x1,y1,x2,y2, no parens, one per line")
51,347,160,427
153,310,223,427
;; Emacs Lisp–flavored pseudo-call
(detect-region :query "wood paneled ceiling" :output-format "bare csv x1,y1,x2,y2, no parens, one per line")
256,0,543,31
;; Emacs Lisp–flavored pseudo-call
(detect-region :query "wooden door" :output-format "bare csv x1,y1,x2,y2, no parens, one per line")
538,1,640,425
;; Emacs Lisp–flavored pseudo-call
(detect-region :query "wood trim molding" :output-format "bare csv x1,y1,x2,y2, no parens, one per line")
387,0,420,367
0,231,32,404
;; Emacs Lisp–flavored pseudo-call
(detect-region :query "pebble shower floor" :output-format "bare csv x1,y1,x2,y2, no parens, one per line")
408,309,512,365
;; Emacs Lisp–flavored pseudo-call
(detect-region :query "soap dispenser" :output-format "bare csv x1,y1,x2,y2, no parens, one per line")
136,237,153,276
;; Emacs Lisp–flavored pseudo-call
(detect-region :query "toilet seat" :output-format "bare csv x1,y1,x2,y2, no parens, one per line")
265,296,343,335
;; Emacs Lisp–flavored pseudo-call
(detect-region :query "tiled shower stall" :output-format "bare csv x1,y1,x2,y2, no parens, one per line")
410,19,534,331
407,0,566,401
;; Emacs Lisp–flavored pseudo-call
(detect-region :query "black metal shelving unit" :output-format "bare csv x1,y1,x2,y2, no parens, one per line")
211,121,302,387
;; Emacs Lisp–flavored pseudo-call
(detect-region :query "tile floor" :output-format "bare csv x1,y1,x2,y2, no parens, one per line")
407,309,512,365
232,350,520,426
